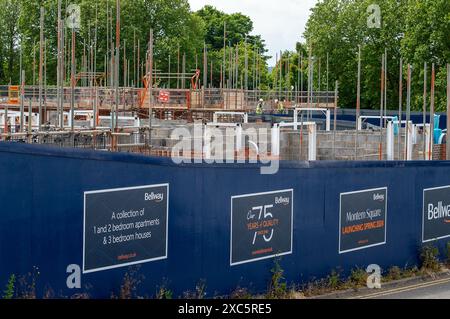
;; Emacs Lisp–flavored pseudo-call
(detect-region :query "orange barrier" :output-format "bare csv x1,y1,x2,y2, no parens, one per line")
8,86,20,105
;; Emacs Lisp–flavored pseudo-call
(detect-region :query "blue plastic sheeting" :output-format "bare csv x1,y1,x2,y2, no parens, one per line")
435,129,443,144
0,142,450,298
435,114,441,129
434,114,442,144
393,116,399,136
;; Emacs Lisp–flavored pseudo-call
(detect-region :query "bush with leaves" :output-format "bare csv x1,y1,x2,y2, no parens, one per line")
420,245,440,271
2,274,16,299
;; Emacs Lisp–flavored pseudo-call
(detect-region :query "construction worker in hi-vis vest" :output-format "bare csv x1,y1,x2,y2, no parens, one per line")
256,99,263,115
278,100,285,114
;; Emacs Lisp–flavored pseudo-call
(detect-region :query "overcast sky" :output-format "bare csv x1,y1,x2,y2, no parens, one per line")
189,0,318,66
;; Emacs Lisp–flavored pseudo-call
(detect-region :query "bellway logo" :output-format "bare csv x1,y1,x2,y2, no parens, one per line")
428,201,450,222
145,192,164,202
373,193,385,202
275,196,290,206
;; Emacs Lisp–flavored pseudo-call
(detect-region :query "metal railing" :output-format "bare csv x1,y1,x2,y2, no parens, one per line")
0,128,150,153
0,86,337,112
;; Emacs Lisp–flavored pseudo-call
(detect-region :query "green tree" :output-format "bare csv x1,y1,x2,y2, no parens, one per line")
8,0,205,86
195,5,269,89
303,0,449,111
0,0,21,83
196,5,259,50
402,0,450,111
0,1,271,90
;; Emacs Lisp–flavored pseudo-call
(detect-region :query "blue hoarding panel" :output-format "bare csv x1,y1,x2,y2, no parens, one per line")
0,142,450,298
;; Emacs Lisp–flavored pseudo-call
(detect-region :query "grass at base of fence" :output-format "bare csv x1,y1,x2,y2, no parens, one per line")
3,242,449,299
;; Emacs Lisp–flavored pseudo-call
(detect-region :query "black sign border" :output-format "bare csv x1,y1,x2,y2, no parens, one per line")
83,183,169,274
230,189,294,267
423,185,450,243
339,187,388,254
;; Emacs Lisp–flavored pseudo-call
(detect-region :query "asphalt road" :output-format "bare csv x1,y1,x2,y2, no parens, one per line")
355,277,450,299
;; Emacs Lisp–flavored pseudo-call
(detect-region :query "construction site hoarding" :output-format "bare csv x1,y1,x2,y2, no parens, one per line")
3,143,450,297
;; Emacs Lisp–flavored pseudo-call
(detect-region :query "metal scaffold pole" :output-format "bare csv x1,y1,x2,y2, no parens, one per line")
39,6,44,130
300,52,303,104
61,9,65,128
223,21,226,91
384,48,387,128
114,0,121,144
405,64,412,161
21,70,25,133
44,39,47,120
423,62,427,160
244,36,248,91
398,58,403,160
137,39,140,88
148,28,154,148
71,23,76,133
333,81,338,160
379,54,385,160
182,53,186,89
123,39,127,88
57,0,62,129
326,52,329,99
356,45,361,129
429,63,435,161
355,45,361,160
203,42,207,90
177,44,180,89
20,46,24,133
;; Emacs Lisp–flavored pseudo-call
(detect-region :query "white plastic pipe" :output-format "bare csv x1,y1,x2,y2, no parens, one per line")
406,121,413,160
271,124,280,156
293,111,298,130
386,121,394,160
236,125,243,152
424,124,431,160
326,109,331,131
203,125,211,160
308,123,317,161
